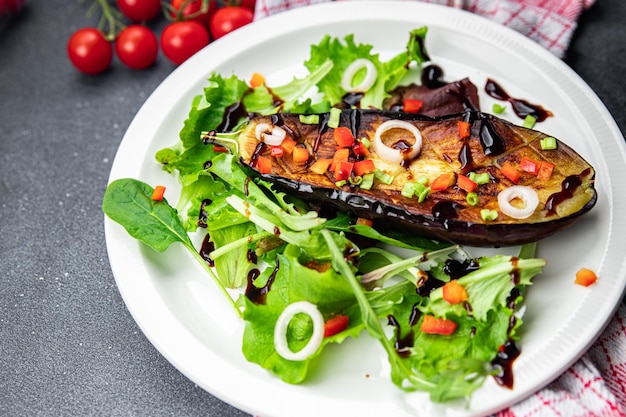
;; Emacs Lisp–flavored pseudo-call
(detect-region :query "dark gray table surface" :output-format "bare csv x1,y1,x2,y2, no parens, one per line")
1,1,624,416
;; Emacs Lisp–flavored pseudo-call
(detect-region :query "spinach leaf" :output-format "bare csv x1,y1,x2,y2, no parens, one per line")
102,178,193,252
102,178,239,314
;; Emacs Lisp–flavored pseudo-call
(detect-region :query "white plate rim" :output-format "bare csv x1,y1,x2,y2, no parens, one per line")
104,2,626,416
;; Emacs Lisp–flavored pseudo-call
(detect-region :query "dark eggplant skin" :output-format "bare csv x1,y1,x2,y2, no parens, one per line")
237,109,597,247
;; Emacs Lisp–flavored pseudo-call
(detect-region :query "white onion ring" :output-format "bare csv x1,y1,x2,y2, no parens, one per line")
273,301,324,361
254,123,286,146
497,185,539,219
372,120,422,164
341,58,377,93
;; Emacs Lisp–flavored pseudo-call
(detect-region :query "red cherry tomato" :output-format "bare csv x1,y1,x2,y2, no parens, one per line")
169,0,216,27
115,25,158,70
67,28,113,75
160,20,210,65
116,0,161,22
209,6,253,40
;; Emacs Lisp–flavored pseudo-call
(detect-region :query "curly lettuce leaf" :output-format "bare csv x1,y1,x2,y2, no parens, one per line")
240,244,363,384
178,74,250,150
304,27,430,109
243,59,334,115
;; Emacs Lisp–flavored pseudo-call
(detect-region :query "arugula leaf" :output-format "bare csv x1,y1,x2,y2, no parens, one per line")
323,212,451,251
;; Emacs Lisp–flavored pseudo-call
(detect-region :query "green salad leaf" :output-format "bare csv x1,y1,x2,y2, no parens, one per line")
305,27,430,109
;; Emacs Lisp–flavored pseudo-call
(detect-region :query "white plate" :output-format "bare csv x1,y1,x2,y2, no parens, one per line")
104,2,626,416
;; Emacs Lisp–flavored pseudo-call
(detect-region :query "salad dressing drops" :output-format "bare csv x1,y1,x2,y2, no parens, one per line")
485,78,553,122
199,234,215,267
478,117,507,156
545,170,591,215
197,198,212,228
313,113,330,153
431,201,461,229
490,284,525,388
387,314,415,358
245,258,280,305
416,273,445,297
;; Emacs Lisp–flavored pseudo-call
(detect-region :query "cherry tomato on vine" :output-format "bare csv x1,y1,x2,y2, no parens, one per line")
169,0,216,27
67,28,113,75
209,6,254,40
160,20,210,65
116,0,161,22
115,25,158,70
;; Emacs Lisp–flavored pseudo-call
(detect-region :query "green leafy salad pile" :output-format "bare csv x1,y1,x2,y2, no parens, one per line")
102,27,546,402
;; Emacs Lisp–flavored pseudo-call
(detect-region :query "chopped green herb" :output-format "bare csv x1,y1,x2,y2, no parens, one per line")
374,169,394,185
417,186,430,203
349,175,363,185
540,136,557,150
327,107,342,128
522,114,537,129
469,172,490,185
299,114,320,124
480,209,499,221
466,192,479,206
492,103,507,114
360,173,374,190
416,175,429,185
401,182,417,198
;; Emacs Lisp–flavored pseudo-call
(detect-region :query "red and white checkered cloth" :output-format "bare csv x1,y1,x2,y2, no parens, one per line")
254,0,594,58
251,3,626,415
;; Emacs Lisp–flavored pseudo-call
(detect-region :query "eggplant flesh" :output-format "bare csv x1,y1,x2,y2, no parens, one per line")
236,109,596,247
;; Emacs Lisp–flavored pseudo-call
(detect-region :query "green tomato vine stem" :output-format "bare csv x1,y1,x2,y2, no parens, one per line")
85,0,127,41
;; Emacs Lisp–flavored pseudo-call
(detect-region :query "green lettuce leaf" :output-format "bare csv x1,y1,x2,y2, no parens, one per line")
240,244,362,384
304,27,430,109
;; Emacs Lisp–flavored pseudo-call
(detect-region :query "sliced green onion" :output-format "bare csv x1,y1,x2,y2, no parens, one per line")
327,107,342,129
299,114,320,125
474,172,490,185
480,209,499,221
540,137,557,150
359,137,371,149
416,175,429,185
401,182,416,198
374,169,394,185
349,175,363,185
522,115,537,129
402,182,428,200
360,173,374,190
492,103,507,114
335,180,347,187
466,192,479,206
417,186,430,203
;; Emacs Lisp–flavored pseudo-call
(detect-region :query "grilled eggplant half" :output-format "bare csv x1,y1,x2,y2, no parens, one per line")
222,109,596,247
